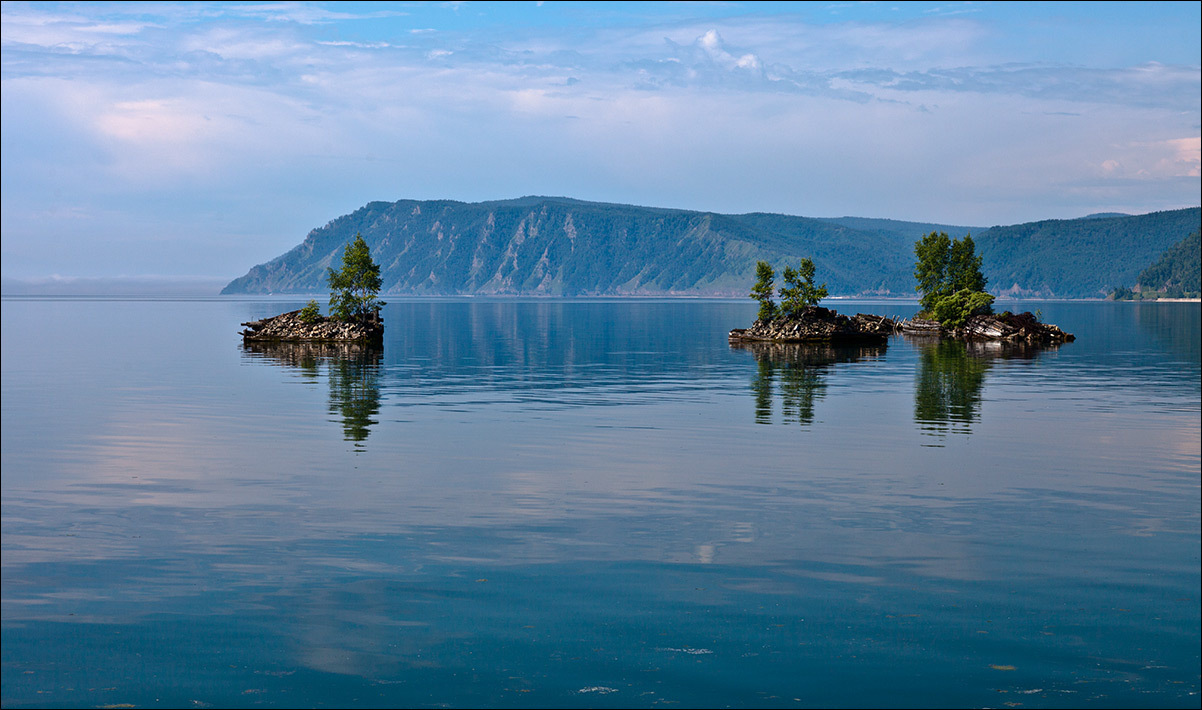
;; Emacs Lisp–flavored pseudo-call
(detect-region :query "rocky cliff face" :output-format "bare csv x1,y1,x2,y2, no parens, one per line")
220,197,914,297
222,197,1200,298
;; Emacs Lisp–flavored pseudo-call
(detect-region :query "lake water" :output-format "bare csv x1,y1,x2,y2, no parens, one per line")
2,298,1198,708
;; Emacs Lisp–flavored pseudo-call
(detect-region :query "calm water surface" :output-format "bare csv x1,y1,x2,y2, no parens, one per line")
2,298,1199,708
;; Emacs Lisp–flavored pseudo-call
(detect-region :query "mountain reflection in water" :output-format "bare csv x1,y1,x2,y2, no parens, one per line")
241,341,382,446
730,340,887,425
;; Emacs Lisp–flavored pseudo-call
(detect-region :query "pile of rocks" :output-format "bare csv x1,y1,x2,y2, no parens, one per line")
729,306,896,343
901,312,1073,344
240,309,383,343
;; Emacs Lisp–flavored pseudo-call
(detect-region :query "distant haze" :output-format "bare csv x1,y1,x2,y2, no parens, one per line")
0,276,229,298
1,2,1198,284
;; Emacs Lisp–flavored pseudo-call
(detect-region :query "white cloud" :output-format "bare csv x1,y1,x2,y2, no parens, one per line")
212,3,408,25
1106,137,1202,179
180,26,306,61
317,40,396,50
1,19,147,52
1,2,1198,278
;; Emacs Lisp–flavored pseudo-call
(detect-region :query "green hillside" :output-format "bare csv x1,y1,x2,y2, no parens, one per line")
221,198,1201,299
1113,230,1201,299
817,216,984,246
973,209,1201,298
222,197,915,297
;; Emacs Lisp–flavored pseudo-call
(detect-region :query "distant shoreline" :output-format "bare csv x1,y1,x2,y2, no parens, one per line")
3,292,1198,304
1112,297,1201,303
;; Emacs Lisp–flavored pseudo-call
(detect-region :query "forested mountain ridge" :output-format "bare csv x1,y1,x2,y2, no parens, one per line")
222,197,919,296
816,216,984,245
973,208,1201,297
222,197,1200,298
1113,230,1201,299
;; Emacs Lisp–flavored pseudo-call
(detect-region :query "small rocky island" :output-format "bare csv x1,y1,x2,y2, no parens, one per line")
730,306,895,344
900,311,1074,344
241,308,383,343
734,258,895,343
735,236,1075,346
240,233,386,345
730,307,1073,345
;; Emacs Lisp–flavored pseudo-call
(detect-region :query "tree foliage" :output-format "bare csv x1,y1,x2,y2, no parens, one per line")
750,261,777,321
914,231,952,311
298,299,322,323
948,235,986,293
778,257,828,318
928,289,996,329
328,234,385,322
914,232,990,325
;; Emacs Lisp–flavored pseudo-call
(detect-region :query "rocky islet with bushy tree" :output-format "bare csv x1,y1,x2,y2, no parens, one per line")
913,232,994,328
240,235,385,343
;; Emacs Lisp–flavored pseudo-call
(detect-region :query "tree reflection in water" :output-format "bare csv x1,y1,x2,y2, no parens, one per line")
913,339,990,438
912,337,1053,442
241,341,382,447
732,341,887,426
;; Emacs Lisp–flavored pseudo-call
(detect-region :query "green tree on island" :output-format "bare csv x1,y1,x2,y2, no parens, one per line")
750,261,778,321
914,232,993,327
328,234,385,323
298,299,322,323
778,258,828,318
751,258,828,321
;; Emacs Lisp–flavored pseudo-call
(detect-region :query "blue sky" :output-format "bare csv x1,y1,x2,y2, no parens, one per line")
2,1,1199,282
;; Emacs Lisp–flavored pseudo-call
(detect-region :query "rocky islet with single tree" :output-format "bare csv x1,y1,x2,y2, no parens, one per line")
240,234,385,343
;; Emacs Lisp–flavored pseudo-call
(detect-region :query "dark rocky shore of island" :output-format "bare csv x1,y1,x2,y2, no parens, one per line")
729,306,1073,345
729,306,896,344
899,311,1074,344
240,309,383,343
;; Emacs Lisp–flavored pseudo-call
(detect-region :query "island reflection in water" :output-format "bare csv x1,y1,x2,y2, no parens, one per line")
241,341,382,446
1,299,1197,707
734,335,1064,437
910,336,1059,442
730,340,888,425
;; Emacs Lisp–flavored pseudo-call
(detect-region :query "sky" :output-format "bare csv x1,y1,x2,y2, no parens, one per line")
1,1,1199,283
